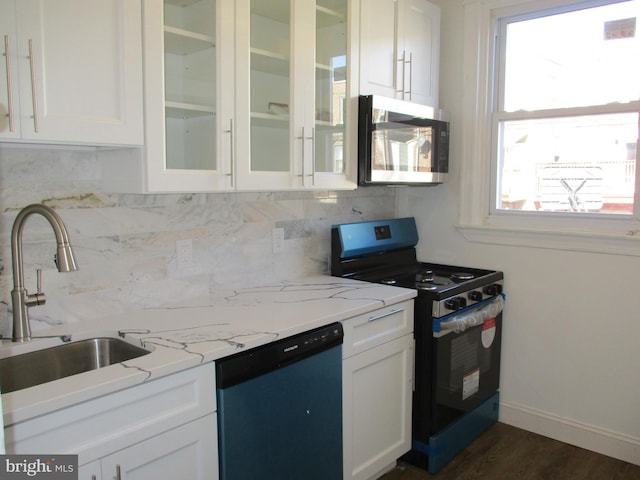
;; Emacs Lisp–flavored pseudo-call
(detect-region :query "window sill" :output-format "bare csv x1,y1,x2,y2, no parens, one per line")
457,223,640,257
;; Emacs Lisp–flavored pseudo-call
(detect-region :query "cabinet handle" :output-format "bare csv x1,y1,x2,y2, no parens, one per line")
91,475,97,480
225,118,234,187
115,464,122,480
406,52,413,100
396,50,406,97
3,35,15,132
297,126,314,186
27,39,39,133
298,126,305,183
368,307,404,322
297,126,306,185
310,127,316,186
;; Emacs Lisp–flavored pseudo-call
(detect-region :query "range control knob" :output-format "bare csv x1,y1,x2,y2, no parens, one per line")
468,290,483,301
483,284,503,296
444,297,467,311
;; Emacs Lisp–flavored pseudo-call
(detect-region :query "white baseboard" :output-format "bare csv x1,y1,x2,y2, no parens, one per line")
499,400,640,466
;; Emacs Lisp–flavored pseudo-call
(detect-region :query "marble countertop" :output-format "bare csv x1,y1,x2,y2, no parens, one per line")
1,276,416,426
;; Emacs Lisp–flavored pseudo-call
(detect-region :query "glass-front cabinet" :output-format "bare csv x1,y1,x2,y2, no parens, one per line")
235,0,356,190
141,0,235,192
103,0,356,192
315,0,350,183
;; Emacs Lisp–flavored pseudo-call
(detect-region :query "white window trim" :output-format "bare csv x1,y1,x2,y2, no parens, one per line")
458,0,640,256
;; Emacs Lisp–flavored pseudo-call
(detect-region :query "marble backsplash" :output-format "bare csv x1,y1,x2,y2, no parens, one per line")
0,146,396,337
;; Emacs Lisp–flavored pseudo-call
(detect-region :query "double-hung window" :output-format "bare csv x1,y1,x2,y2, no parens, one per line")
460,0,640,254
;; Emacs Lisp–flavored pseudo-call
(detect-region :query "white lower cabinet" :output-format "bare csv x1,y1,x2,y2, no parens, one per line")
342,300,415,480
78,415,217,480
4,363,218,480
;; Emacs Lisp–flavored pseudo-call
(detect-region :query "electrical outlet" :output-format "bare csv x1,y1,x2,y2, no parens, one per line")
272,228,285,254
176,239,193,269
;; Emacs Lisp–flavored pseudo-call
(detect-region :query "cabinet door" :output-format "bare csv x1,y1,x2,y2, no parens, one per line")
343,334,414,480
0,0,21,140
77,461,101,480
358,0,398,99
141,0,234,192
313,0,357,189
359,0,440,107
236,0,356,191
13,0,143,145
235,0,298,190
397,0,440,106
98,415,218,480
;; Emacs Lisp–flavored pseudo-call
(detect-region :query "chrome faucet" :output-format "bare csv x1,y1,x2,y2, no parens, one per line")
10,204,78,342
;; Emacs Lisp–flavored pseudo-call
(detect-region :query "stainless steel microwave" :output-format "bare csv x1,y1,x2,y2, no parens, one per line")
358,95,449,186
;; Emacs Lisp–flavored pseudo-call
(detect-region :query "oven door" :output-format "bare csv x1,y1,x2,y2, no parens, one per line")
433,297,503,433
414,296,503,436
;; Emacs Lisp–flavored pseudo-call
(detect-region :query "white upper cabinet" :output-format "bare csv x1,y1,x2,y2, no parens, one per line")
104,0,356,193
0,0,143,146
140,0,235,192
359,0,440,107
234,0,357,191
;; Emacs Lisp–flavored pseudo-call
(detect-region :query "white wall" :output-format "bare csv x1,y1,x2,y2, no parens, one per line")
396,0,640,465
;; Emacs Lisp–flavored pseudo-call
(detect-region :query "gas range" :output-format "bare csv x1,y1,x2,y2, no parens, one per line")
331,217,503,318
331,217,505,473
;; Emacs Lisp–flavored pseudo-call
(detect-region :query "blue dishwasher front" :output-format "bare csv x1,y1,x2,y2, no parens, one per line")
216,323,343,480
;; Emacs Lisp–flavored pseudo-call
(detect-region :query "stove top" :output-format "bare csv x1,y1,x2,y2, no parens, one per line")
331,218,504,312
352,262,502,298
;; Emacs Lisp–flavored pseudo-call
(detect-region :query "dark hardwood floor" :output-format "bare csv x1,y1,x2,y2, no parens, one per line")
379,423,640,480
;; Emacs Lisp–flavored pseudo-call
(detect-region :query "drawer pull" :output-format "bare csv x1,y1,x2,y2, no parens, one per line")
368,308,404,323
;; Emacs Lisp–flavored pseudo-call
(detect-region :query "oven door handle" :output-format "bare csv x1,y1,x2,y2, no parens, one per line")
368,307,404,322
438,295,504,333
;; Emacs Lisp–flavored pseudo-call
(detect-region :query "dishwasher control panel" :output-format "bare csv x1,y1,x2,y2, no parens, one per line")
216,323,343,389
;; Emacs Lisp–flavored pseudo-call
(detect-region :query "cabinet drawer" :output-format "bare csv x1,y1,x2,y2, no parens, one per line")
5,363,216,465
341,300,414,359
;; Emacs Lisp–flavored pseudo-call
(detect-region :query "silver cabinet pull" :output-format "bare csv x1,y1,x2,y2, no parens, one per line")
310,126,316,186
297,126,314,186
368,307,404,322
297,126,306,184
225,118,234,187
3,35,15,132
91,475,97,480
396,49,406,96
115,464,122,480
27,39,39,133
406,52,413,100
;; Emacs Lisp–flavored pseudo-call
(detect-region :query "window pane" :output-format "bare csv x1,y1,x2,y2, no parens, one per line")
498,113,638,214
504,1,640,111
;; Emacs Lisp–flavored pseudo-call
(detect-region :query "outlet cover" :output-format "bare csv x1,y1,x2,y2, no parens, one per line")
176,239,193,269
272,228,285,254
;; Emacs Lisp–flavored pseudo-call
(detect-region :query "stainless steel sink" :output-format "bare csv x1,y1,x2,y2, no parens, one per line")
0,337,150,394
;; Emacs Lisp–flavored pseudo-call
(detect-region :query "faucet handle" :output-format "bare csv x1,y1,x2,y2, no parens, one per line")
25,269,47,307
36,268,43,294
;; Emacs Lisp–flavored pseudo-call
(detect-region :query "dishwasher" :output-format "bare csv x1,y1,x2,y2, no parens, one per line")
216,322,343,480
